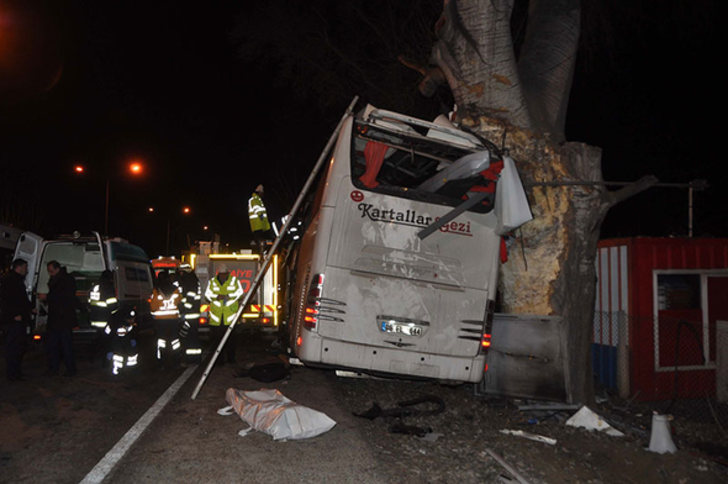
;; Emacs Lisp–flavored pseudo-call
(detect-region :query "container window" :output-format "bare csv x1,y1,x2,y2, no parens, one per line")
657,274,701,310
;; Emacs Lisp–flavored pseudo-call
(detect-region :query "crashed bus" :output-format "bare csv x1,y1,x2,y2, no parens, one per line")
286,105,532,383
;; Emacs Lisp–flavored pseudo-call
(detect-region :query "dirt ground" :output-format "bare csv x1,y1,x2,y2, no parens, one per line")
335,376,728,483
2,332,727,483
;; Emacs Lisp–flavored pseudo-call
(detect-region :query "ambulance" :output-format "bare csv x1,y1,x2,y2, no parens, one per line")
13,231,154,340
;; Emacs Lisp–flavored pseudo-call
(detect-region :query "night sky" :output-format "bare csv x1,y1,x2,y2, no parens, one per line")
0,1,721,257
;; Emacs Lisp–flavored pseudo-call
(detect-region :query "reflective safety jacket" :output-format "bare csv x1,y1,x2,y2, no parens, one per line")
180,278,202,320
248,192,270,233
88,280,119,329
150,287,180,320
204,275,244,326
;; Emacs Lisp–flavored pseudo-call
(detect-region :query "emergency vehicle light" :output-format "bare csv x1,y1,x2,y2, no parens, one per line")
210,254,258,260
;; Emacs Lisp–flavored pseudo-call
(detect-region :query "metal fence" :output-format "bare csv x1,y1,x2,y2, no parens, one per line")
593,311,728,440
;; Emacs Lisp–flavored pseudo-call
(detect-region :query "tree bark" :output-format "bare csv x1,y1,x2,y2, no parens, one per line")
518,0,581,140
431,0,531,126
465,117,604,403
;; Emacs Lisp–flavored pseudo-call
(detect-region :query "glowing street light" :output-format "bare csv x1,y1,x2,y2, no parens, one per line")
74,160,146,234
129,162,143,175
156,206,194,255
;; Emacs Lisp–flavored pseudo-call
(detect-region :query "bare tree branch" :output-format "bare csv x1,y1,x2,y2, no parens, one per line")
603,174,659,209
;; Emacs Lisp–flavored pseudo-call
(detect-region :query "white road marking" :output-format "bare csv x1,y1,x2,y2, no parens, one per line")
79,365,198,484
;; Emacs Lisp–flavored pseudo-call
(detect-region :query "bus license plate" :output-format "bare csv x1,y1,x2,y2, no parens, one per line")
380,320,423,337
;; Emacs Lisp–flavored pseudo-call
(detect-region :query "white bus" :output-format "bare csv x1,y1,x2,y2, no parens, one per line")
287,105,531,383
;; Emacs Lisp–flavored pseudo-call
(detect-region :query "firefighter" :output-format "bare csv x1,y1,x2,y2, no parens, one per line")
248,184,271,253
108,306,139,376
88,270,118,367
204,263,243,365
150,271,182,368
178,269,202,364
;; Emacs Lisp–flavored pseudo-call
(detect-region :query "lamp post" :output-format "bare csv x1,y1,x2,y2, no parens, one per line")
75,161,144,234
148,206,192,255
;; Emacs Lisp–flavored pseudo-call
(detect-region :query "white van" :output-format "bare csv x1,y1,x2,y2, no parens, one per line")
286,105,531,383
13,231,154,338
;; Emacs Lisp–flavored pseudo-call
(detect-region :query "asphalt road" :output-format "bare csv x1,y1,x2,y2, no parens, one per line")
1,330,395,484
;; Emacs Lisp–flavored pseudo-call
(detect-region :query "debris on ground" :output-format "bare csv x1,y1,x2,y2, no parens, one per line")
500,429,557,445
234,360,290,383
418,432,444,442
336,375,728,483
565,405,625,436
482,448,532,484
354,395,445,437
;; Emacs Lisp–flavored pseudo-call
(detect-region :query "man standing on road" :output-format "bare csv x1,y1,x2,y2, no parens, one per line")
178,269,203,365
1,259,33,382
43,260,78,377
151,271,182,369
204,264,243,365
248,184,272,254
109,305,139,376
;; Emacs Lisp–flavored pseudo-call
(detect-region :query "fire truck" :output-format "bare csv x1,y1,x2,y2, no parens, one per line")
192,244,279,332
151,256,181,278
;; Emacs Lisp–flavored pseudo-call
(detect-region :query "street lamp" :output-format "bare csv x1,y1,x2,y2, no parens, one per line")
74,161,144,235
155,206,192,255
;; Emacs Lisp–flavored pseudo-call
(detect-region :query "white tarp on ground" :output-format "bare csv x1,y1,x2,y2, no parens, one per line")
218,388,336,441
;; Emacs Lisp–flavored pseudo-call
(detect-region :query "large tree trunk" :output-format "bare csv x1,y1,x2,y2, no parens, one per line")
432,0,599,403
429,0,657,403
473,120,605,403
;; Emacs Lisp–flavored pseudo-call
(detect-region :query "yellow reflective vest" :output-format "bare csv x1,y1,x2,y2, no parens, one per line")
204,275,244,326
248,192,270,233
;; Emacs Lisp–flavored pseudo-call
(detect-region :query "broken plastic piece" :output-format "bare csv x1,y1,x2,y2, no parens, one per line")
500,429,557,445
565,406,624,437
419,432,445,442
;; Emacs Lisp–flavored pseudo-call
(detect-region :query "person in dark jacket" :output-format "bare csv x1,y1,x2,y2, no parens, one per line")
178,270,202,365
88,270,118,366
108,305,139,376
42,260,78,376
0,259,33,381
